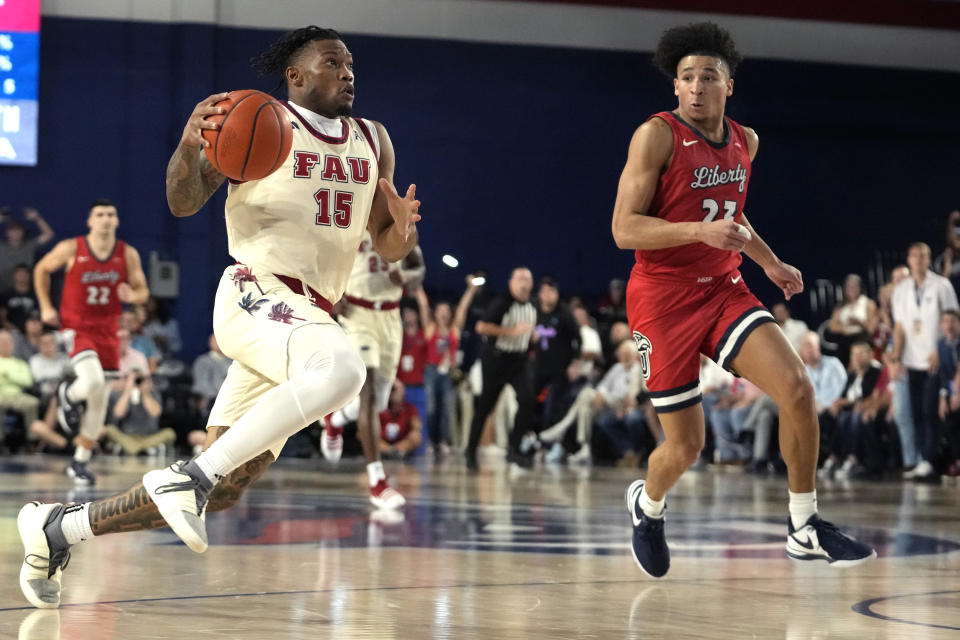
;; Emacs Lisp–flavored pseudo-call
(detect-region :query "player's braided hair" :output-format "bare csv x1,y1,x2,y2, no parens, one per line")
653,22,742,78
250,25,345,79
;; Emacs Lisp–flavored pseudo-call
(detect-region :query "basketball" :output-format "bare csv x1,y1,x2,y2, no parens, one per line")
202,89,292,181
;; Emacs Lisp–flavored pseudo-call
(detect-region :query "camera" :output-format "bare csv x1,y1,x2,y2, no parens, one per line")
134,376,145,385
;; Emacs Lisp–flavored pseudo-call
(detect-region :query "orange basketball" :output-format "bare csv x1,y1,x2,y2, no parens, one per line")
202,90,292,181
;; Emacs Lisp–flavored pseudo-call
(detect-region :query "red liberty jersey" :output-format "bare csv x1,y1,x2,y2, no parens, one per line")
634,111,751,281
60,236,127,330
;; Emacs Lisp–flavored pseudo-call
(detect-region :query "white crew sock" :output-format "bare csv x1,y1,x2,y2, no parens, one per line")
639,486,665,519
789,490,817,529
61,503,94,545
367,461,385,487
73,445,92,463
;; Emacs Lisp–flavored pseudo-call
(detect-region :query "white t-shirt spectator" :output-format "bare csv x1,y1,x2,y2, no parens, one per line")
577,324,602,377
700,357,734,392
892,271,959,370
28,352,70,397
780,318,809,353
596,362,637,410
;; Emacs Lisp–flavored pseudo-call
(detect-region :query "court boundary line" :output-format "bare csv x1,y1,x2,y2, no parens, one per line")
851,590,960,631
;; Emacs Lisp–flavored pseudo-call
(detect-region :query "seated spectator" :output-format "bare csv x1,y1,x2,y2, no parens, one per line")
571,304,603,382
771,302,807,354
0,206,55,291
709,378,764,464
0,329,38,448
191,333,232,422
592,340,659,468
602,321,631,370
104,371,174,456
1,264,39,332
799,331,849,469
595,277,628,334
121,308,159,373
27,330,71,451
827,274,878,365
378,380,422,459
114,328,150,391
13,315,43,361
141,296,182,360
819,342,883,480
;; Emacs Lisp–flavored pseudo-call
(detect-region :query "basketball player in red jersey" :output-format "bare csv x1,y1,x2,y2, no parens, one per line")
16,26,419,609
33,199,150,485
612,23,874,578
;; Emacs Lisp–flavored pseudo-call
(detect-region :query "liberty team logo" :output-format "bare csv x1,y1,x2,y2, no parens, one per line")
633,331,652,380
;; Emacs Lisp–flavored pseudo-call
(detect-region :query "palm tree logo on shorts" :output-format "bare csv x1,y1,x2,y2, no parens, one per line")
230,265,265,295
267,301,305,324
238,292,269,315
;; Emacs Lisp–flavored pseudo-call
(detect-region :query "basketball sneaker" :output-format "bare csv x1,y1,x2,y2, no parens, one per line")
55,380,82,434
320,414,343,462
625,479,669,578
786,514,876,567
65,460,95,486
370,477,406,509
17,502,71,609
143,460,212,553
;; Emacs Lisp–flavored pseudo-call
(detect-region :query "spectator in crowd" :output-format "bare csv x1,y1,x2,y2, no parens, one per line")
700,355,734,447
0,206,55,290
191,333,232,424
827,274,878,365
890,242,959,480
114,328,150,391
710,378,764,465
27,330,71,452
934,210,960,293
415,276,480,458
819,341,883,480
593,340,655,468
464,266,537,470
938,310,960,477
397,304,428,445
141,296,182,359
596,277,628,331
13,315,43,362
604,321,632,369
104,371,174,456
799,331,847,459
0,329,38,445
121,308,160,373
378,380,423,459
532,276,580,432
1,264,39,332
571,304,602,381
771,302,808,353
873,265,908,361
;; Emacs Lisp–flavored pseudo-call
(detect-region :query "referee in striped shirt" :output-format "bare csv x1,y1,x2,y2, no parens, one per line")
465,267,537,470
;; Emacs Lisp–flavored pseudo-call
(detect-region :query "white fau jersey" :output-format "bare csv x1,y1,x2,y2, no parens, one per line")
345,230,403,303
224,102,380,304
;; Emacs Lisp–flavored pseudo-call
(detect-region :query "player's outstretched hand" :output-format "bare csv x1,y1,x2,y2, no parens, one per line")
764,261,803,300
181,93,230,149
697,219,751,252
378,179,421,241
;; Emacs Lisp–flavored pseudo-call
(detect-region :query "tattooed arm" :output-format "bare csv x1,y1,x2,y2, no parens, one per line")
166,93,230,217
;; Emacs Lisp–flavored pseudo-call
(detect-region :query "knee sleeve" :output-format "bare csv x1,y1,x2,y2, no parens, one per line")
286,324,366,424
79,382,110,441
68,353,106,402
374,375,393,412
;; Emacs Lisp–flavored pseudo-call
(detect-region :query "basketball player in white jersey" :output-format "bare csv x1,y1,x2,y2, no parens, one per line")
322,234,424,509
16,26,420,609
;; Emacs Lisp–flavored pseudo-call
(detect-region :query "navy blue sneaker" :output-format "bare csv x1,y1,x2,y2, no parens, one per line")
786,514,876,567
65,460,95,486
625,479,669,578
55,380,82,435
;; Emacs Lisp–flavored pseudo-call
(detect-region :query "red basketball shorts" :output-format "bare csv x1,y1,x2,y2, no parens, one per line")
65,324,120,372
626,268,775,413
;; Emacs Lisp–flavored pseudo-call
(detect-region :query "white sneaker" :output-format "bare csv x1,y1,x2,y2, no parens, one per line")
321,416,343,462
913,460,935,478
370,478,406,509
545,442,566,464
142,461,210,553
17,502,70,609
817,457,837,479
568,444,591,465
835,457,857,480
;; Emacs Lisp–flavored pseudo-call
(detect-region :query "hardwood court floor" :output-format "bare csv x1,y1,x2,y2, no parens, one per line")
0,453,958,639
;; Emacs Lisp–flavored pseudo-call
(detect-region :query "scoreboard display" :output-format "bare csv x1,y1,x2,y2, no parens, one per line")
0,0,40,166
